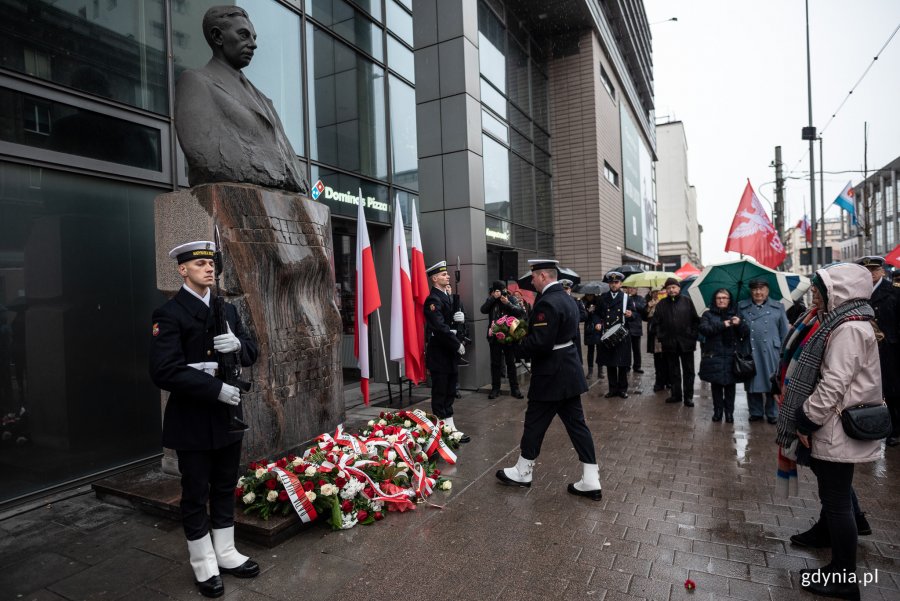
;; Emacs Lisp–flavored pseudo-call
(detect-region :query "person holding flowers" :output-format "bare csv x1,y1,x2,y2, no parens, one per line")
481,280,526,399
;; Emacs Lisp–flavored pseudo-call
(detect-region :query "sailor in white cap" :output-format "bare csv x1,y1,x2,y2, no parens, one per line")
150,240,260,598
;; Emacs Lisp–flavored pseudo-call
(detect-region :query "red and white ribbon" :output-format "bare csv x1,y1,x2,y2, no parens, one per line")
271,467,318,523
409,409,457,464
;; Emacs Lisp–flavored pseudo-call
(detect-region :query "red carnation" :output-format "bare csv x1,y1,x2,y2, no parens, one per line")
302,481,314,491
335,477,347,488
356,510,368,521
684,579,696,591
265,479,278,490
412,431,420,438
287,454,297,462
374,511,384,521
293,464,304,474
276,458,288,469
398,411,407,418
278,490,289,502
363,486,375,498
317,479,327,487
432,469,441,477
341,500,353,513
379,412,386,418
234,487,244,498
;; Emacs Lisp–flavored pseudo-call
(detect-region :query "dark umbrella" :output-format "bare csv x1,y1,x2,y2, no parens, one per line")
611,265,645,276
573,280,609,295
517,266,581,292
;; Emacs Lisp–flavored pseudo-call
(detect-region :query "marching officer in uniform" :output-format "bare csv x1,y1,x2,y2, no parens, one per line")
857,256,900,446
496,259,601,500
424,261,470,442
596,271,635,398
150,241,260,598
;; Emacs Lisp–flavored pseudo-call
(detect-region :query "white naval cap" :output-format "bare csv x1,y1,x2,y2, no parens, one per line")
528,259,560,271
168,240,217,264
426,260,448,276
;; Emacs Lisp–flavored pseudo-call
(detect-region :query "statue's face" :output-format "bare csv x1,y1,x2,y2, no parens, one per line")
215,16,257,70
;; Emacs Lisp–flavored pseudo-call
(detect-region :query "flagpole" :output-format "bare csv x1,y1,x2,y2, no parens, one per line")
374,307,393,405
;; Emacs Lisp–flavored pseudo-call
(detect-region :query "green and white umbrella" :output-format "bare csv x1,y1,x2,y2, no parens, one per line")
688,258,793,316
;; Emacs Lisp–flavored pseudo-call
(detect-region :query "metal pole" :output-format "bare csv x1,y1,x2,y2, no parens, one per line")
805,0,818,272
774,146,785,267
819,137,825,264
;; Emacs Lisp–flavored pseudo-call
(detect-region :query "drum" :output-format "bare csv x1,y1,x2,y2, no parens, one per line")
600,323,628,349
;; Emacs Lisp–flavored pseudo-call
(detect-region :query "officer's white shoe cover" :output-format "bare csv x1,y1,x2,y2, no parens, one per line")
187,533,219,582
502,455,534,484
572,463,601,492
211,526,249,569
444,416,464,435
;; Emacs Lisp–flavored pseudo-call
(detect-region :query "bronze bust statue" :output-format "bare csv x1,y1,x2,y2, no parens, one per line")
175,6,309,194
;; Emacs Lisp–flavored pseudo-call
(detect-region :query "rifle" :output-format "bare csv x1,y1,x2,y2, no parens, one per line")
452,256,471,349
213,225,251,432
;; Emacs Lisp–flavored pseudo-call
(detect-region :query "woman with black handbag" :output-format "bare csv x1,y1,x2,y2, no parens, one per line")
698,289,749,423
776,263,884,601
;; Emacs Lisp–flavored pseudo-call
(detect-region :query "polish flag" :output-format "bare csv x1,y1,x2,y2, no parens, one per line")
390,197,424,384
354,190,381,405
410,201,429,382
725,180,786,269
886,244,900,269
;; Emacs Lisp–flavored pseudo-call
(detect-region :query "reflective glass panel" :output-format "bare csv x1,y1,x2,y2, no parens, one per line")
510,154,535,227
0,162,166,506
308,25,388,181
480,78,507,119
306,0,384,62
172,1,304,155
351,0,383,21
510,128,532,164
483,134,510,220
0,0,168,114
389,76,418,190
535,171,552,232
485,215,512,246
0,88,162,171
508,103,531,140
387,35,415,83
385,0,413,46
506,35,529,115
531,62,548,129
477,1,505,92
482,110,508,143
513,224,536,251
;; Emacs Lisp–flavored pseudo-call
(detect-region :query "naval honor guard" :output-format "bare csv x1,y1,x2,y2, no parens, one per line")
596,271,635,398
150,241,260,598
496,259,602,500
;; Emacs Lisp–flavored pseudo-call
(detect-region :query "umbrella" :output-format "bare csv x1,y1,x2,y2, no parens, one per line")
784,273,812,301
679,275,699,296
516,266,581,292
674,262,702,278
622,271,679,289
573,280,609,295
687,258,793,316
611,265,645,276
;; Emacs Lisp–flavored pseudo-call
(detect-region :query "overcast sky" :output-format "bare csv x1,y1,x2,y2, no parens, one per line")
644,0,900,264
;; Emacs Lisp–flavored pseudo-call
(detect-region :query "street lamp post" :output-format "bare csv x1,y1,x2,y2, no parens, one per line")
803,0,818,271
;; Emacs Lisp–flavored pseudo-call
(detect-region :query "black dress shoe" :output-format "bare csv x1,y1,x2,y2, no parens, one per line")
511,390,524,399
748,415,764,422
633,368,644,373
683,400,694,407
618,392,628,399
566,483,602,501
725,414,734,423
712,411,723,422
604,391,617,398
496,469,531,487
790,524,830,548
886,436,900,446
855,512,872,536
664,396,681,403
488,390,500,399
196,575,224,598
457,433,471,443
219,559,260,579
455,391,462,399
767,417,778,424
652,385,665,392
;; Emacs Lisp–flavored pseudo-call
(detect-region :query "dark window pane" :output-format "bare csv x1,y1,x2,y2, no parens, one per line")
0,161,167,505
534,146,551,176
510,128,532,164
531,61,548,129
513,224,536,251
172,1,304,155
389,76,418,190
385,0,413,46
506,34,529,114
533,125,550,154
0,0,167,114
538,231,554,255
306,0,384,62
0,88,162,171
308,25,388,180
309,166,391,223
508,103,531,140
510,154,535,227
535,171,552,232
483,134,509,220
387,35,414,83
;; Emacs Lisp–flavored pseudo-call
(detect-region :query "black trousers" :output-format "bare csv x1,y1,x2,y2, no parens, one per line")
665,350,695,400
586,344,598,369
607,367,628,394
520,396,596,464
430,371,458,419
653,353,668,387
177,441,242,541
629,336,642,370
489,341,519,391
711,383,736,414
810,458,857,572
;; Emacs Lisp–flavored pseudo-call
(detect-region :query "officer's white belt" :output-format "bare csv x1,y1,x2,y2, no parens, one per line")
552,341,574,351
188,361,219,376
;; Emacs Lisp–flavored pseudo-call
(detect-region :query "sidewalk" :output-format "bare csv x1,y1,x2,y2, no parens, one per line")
2,369,898,601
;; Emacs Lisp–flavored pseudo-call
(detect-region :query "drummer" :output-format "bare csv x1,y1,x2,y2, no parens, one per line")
596,271,635,398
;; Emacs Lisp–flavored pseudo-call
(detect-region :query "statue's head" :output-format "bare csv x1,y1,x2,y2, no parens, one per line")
202,6,257,71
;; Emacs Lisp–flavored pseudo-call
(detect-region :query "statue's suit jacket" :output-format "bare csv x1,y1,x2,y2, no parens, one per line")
175,57,308,193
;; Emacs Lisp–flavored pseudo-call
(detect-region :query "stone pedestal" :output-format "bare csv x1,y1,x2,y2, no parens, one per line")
154,183,343,468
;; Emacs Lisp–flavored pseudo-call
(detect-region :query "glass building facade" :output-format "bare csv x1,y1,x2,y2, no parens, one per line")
0,0,418,508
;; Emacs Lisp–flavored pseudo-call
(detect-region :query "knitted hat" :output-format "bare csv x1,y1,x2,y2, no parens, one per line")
663,277,680,288
490,280,506,292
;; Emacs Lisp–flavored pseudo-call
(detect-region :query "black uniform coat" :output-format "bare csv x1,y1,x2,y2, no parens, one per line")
150,287,258,451
518,283,589,402
424,286,460,375
595,290,634,367
582,297,604,346
870,278,900,396
627,295,647,336
697,305,750,386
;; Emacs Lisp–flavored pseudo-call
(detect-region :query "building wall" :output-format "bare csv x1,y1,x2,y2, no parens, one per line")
655,120,700,267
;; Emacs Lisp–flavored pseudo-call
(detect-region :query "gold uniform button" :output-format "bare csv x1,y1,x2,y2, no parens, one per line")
207,350,212,356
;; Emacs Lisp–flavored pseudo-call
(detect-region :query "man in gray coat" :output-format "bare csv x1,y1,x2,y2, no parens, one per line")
739,278,789,423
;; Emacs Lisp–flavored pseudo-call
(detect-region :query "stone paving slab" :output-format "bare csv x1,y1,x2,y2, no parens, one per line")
1,369,898,601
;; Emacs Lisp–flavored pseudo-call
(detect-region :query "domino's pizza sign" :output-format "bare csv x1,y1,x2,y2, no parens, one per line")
311,179,325,200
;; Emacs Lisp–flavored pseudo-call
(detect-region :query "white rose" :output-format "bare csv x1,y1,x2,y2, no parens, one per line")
387,434,398,444
255,468,266,478
305,466,316,477
378,419,387,426
320,483,337,497
306,491,317,502
387,450,397,462
440,480,452,491
367,420,375,426
451,432,463,442
403,420,412,428
442,425,452,434
267,490,278,502
338,470,346,478
242,492,256,504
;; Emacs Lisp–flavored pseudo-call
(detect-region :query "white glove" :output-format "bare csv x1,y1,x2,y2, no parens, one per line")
213,323,241,354
457,344,466,356
218,383,241,406
453,311,465,323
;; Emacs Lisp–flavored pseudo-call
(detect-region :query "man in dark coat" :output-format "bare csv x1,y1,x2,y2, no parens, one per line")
480,280,525,399
496,259,601,500
596,271,635,398
653,277,700,407
424,261,470,442
581,293,604,378
561,279,587,362
857,256,900,446
644,291,669,392
625,286,646,373
150,241,260,598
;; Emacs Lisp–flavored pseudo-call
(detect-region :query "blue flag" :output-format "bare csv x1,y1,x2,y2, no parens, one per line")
832,181,857,226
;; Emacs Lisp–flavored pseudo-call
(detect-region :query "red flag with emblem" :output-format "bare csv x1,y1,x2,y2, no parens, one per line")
725,180,786,268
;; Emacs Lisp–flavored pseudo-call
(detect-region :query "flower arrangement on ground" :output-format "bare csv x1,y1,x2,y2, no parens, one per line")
235,410,456,529
489,315,527,344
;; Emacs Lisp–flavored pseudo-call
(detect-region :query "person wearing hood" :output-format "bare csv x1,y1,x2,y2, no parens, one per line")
698,288,749,423
776,263,883,601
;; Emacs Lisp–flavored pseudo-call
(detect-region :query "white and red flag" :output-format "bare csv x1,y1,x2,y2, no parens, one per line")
410,201,429,381
389,197,424,384
796,215,812,244
354,190,381,405
725,180,786,269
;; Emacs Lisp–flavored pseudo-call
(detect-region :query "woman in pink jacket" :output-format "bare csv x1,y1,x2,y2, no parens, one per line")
779,263,883,601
